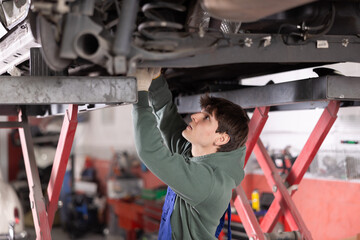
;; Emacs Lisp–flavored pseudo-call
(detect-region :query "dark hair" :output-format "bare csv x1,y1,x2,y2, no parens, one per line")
200,95,250,152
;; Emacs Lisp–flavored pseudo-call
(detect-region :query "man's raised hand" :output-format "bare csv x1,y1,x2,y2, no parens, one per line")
135,68,161,91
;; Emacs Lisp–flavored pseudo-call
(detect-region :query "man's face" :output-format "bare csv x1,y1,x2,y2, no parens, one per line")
182,109,222,150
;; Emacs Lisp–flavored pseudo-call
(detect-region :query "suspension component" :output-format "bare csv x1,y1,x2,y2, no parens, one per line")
113,0,139,56
138,1,187,40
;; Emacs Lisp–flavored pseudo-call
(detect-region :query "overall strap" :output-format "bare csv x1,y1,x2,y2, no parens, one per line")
158,187,177,240
215,203,232,240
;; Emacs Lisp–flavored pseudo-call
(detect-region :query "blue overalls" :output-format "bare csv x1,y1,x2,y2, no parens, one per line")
158,187,232,240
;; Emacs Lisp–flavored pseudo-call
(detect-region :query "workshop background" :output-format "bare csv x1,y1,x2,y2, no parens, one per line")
0,64,360,240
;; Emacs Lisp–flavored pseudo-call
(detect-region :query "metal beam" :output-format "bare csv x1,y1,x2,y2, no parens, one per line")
175,75,360,113
0,76,137,104
136,34,360,68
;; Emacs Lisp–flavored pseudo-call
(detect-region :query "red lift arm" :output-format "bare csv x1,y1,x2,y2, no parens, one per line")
233,100,340,240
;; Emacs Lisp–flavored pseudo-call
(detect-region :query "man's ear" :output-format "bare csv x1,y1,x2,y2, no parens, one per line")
215,133,230,146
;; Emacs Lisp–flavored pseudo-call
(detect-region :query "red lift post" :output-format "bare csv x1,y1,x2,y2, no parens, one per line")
0,105,78,240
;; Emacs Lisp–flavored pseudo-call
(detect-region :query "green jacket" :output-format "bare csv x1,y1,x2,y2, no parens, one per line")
133,76,245,239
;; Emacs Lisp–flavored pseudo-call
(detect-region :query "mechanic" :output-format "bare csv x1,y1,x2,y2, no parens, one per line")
132,68,249,240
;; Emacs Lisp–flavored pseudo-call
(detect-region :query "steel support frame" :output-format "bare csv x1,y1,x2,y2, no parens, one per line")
175,75,360,114
0,105,78,240
233,101,339,240
259,100,340,233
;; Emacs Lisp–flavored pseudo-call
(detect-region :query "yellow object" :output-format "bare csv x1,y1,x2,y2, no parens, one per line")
251,189,260,212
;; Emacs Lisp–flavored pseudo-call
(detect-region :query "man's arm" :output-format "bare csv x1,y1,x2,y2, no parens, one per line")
148,76,188,154
133,91,213,206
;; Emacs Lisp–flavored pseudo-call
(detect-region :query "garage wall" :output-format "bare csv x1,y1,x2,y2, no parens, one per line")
260,106,360,153
241,174,360,240
256,106,360,180
74,104,137,161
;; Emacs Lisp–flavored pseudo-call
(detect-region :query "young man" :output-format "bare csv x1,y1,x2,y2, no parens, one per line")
132,68,249,240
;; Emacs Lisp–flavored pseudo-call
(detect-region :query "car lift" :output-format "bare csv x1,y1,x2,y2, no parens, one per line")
176,76,360,240
1,47,359,239
233,100,340,240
